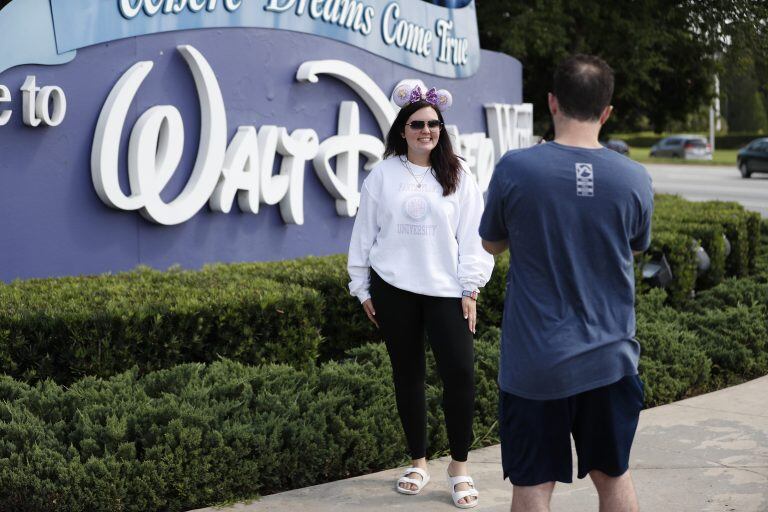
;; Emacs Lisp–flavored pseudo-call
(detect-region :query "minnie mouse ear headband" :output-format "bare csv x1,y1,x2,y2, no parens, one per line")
391,79,453,112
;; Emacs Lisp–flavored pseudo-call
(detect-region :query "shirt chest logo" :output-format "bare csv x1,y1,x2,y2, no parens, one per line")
402,195,430,221
575,163,594,197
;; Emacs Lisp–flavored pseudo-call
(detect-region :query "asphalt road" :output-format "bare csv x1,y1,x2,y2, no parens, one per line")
645,163,768,218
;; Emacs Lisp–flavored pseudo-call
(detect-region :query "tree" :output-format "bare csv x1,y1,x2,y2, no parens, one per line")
476,0,768,134
721,37,768,133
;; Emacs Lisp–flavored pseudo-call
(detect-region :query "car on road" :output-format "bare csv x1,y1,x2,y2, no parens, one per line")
737,138,768,178
601,139,630,156
650,135,712,160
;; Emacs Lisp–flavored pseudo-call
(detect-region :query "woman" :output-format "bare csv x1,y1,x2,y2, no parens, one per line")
347,83,494,509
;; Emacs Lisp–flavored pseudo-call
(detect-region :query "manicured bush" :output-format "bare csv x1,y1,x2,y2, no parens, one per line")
0,332,506,511
202,256,377,361
476,254,508,338
643,230,698,304
636,285,768,391
635,290,712,406
746,211,762,273
653,220,726,290
758,219,768,276
654,197,752,278
679,305,768,387
0,268,323,385
690,277,768,312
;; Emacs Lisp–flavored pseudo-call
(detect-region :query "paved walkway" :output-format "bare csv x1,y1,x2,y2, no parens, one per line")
192,375,768,512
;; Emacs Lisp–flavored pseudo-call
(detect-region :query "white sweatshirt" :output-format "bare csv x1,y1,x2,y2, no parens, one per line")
347,156,495,303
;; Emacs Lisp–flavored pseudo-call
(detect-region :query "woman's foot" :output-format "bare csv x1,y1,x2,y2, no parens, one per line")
447,460,478,507
397,458,430,494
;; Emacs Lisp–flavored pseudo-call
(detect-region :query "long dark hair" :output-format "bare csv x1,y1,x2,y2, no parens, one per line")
383,100,462,196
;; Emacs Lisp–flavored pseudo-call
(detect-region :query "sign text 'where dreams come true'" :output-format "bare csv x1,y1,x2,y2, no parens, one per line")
118,0,470,66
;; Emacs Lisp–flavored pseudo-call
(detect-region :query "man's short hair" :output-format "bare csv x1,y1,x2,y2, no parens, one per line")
553,54,614,121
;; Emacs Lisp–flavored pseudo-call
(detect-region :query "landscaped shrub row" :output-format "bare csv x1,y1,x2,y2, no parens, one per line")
653,195,760,277
0,197,761,388
0,269,323,385
0,331,501,512
202,254,513,357
636,283,768,390
2,270,768,512
200,257,375,361
643,195,762,303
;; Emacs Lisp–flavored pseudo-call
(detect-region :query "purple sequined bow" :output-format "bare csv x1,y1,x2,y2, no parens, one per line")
408,86,440,106
408,86,423,103
424,87,439,105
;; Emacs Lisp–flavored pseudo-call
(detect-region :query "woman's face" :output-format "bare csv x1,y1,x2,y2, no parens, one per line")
402,106,441,158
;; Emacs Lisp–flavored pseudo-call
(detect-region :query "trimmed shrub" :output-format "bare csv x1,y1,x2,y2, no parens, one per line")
679,305,768,387
746,211,762,274
0,268,323,385
635,289,712,406
690,277,768,312
201,256,377,361
644,230,698,304
476,255,508,338
758,219,768,276
654,197,752,278
0,333,506,511
655,221,727,290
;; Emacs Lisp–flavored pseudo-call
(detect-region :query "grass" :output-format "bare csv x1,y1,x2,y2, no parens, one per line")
629,147,739,166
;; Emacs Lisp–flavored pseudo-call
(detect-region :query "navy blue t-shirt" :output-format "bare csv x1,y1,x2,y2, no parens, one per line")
480,142,654,400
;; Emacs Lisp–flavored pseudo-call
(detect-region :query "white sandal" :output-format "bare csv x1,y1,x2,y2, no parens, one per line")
447,471,479,509
396,467,430,495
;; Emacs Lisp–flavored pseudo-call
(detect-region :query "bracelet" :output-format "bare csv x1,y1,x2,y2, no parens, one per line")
461,290,478,300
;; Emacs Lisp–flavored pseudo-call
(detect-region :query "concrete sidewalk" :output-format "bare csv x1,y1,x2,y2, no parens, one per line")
193,375,768,512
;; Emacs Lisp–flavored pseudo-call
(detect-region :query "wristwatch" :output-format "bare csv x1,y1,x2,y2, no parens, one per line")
462,290,479,300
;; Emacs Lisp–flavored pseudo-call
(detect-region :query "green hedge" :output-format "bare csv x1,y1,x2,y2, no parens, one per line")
2,280,766,510
641,230,698,303
0,195,758,384
476,254,509,338
635,289,711,406
0,331,502,512
201,256,377,361
679,304,768,387
0,268,323,385
758,219,768,276
690,277,768,312
636,283,768,391
1,270,767,510
203,254,511,358
654,197,753,278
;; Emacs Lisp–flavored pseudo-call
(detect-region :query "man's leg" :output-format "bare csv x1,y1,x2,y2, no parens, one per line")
589,469,638,512
499,389,572,511
511,481,556,512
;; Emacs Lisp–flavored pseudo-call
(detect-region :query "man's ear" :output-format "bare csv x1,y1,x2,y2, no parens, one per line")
548,93,558,115
599,105,613,125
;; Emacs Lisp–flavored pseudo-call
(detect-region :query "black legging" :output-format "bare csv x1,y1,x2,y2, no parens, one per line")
370,270,475,462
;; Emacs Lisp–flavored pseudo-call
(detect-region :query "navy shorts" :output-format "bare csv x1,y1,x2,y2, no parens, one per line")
499,375,644,486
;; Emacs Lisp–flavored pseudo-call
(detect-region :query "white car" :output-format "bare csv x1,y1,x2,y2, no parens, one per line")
650,135,713,160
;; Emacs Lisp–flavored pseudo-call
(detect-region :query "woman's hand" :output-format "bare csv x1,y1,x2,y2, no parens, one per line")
462,296,476,334
362,299,379,328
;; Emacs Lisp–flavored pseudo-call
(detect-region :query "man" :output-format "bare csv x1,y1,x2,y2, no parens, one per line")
479,54,653,512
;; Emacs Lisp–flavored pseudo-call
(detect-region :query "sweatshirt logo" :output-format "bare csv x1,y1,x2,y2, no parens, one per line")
575,163,594,197
403,195,430,221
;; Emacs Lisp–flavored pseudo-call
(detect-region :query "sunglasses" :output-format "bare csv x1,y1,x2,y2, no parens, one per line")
405,120,444,131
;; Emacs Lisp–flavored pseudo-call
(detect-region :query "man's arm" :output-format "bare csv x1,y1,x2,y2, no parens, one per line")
482,238,509,256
